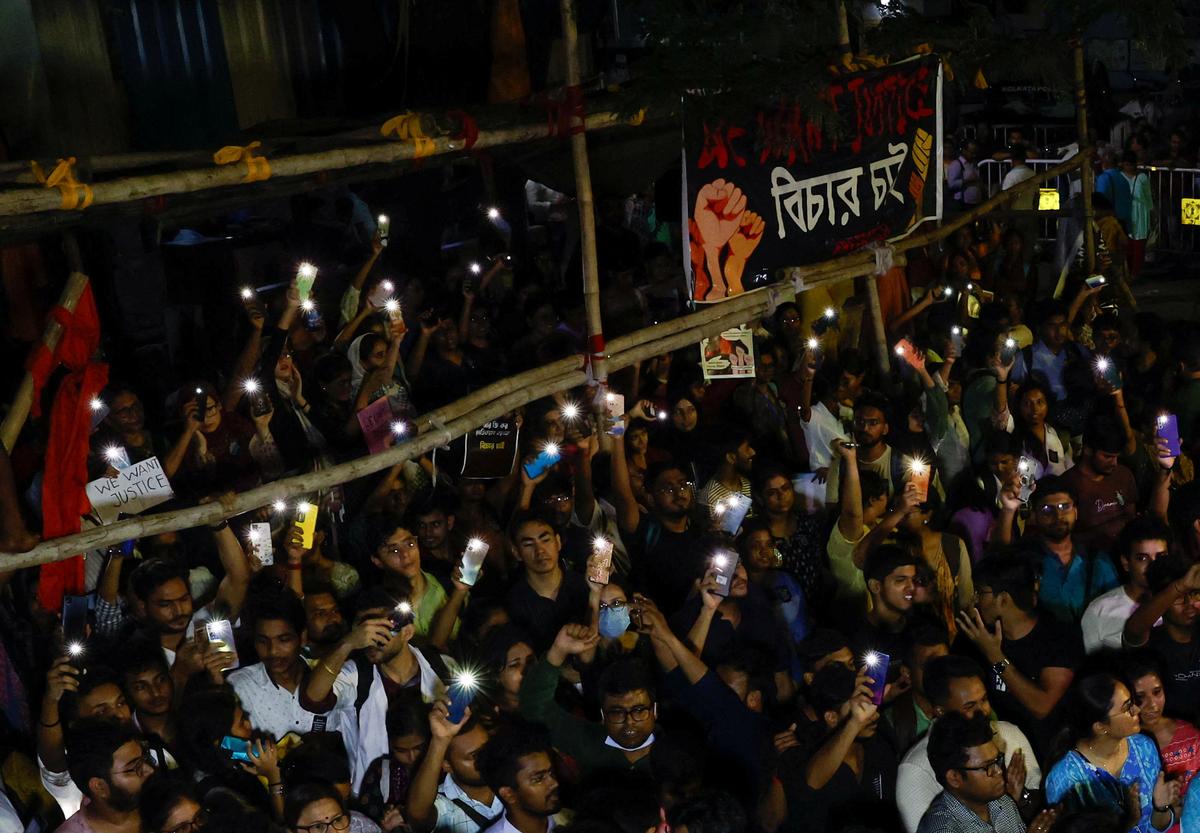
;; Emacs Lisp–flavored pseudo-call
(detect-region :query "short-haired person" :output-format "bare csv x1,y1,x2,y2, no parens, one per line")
476,725,561,833
503,510,590,653
56,719,155,833
1081,515,1170,653
406,704,503,833
116,635,178,756
698,430,755,516
849,545,919,663
826,438,892,616
917,713,1031,833
1123,556,1200,721
823,391,898,507
997,475,1119,622
1044,673,1178,832
957,554,1081,758
368,515,454,639
896,655,1042,833
519,624,656,776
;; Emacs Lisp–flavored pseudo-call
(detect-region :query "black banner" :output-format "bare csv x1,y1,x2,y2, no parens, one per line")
684,55,943,303
459,418,520,479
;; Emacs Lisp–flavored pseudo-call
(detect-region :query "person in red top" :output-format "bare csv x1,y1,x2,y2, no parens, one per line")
1124,651,1200,825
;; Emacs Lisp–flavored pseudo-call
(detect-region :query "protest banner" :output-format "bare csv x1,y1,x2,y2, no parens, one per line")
86,456,174,525
683,55,943,302
701,325,756,379
459,418,520,479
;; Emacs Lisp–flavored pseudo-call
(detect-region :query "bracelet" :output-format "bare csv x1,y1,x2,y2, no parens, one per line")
269,782,284,796
321,662,339,677
40,719,60,728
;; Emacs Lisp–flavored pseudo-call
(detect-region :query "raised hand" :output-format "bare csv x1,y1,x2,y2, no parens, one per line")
956,608,1004,663
694,179,748,252
552,623,601,657
45,657,81,702
346,617,394,651
429,698,470,741
728,211,765,260
1005,748,1026,802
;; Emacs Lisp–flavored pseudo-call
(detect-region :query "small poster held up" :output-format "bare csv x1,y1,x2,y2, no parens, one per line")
701,325,756,380
358,396,399,455
86,456,175,525
459,418,520,479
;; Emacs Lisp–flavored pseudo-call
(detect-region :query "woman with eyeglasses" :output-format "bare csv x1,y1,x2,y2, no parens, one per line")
1045,673,1178,832
140,770,206,833
164,381,260,499
285,779,403,833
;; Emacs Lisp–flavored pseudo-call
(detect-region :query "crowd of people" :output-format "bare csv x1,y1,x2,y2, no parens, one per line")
1,120,1200,833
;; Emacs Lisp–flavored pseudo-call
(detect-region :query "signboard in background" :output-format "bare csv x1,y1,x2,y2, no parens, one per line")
460,418,520,479
683,54,943,303
86,456,174,525
357,396,397,454
701,325,756,379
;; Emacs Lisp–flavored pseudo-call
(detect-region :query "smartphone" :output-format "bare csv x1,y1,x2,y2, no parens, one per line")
120,540,135,557
907,459,931,502
193,387,208,423
377,214,390,247
220,736,255,763
709,549,739,598
104,445,132,471
605,393,626,437
1085,275,1107,289
447,672,477,723
1095,357,1122,391
587,537,615,585
523,445,561,480
862,651,890,706
246,383,272,418
388,602,414,635
894,339,916,366
950,326,966,355
295,263,318,302
303,305,324,332
204,619,239,670
293,502,317,550
999,337,1018,364
62,594,89,665
1017,457,1036,503
718,493,753,535
459,539,489,587
1157,414,1181,458
90,400,110,431
248,523,273,567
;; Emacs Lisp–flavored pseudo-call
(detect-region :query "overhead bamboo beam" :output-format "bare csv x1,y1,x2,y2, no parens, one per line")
0,135,1084,565
0,110,642,220
1,271,90,451
1072,38,1096,273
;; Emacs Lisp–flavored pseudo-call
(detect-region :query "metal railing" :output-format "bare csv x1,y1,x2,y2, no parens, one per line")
977,158,1200,254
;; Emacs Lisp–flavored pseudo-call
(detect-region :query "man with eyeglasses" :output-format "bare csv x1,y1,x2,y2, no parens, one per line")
1081,515,1171,653
997,474,1118,623
918,713,1033,833
519,624,657,776
91,386,160,474
897,655,1042,833
503,511,590,653
1124,555,1200,721
55,719,155,833
823,391,898,508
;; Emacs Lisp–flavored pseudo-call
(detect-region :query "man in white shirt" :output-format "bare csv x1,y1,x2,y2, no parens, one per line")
230,588,351,741
407,703,503,833
303,585,449,793
896,655,1041,833
477,725,561,833
1081,515,1170,653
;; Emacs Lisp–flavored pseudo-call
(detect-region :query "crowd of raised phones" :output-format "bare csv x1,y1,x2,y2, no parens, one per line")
4,172,1200,833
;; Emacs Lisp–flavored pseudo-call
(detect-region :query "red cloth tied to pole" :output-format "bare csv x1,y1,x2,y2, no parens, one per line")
448,110,480,151
34,284,108,611
531,86,587,140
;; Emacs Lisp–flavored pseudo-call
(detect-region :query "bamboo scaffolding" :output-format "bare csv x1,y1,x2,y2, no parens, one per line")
0,126,1085,566
1073,39,1096,273
0,111,639,220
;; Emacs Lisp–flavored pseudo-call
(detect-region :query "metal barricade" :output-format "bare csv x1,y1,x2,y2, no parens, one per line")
977,159,1075,242
1143,165,1200,255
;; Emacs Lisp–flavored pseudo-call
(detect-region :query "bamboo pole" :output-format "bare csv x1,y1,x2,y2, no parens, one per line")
560,0,608,388
1073,38,1096,273
0,148,1084,562
0,111,639,220
1,271,90,451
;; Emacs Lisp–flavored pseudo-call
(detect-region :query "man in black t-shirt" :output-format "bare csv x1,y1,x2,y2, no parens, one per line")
849,546,919,665
957,554,1081,759
1123,554,1200,720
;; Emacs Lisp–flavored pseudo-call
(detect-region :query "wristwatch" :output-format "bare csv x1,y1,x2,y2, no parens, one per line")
991,658,1011,677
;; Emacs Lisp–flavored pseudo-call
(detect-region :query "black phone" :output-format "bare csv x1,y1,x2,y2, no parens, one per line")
388,602,415,635
193,387,208,422
61,594,90,665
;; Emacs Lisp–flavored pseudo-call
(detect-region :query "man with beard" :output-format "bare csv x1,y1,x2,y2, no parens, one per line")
956,555,1080,760
823,391,898,508
116,524,250,682
503,511,590,653
999,475,1118,623
229,588,353,742
1123,555,1200,721
303,585,449,793
116,637,178,759
1063,419,1167,554
520,624,657,777
407,706,503,833
55,720,155,833
302,583,348,661
698,430,756,517
611,453,703,613
408,493,461,592
477,725,562,833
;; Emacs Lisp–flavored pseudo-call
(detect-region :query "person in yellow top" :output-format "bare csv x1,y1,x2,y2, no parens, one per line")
826,440,893,617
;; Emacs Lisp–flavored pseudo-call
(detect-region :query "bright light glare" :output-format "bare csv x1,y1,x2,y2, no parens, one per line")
103,446,124,462
469,262,482,275
467,538,485,551
1158,414,1170,427
377,214,389,225
381,280,395,293
385,299,400,314
1096,358,1109,372
297,262,317,280
895,345,905,355
248,527,262,542
864,651,880,668
561,402,580,420
712,554,728,568
301,299,316,312
543,442,560,458
297,501,312,513
943,287,953,297
807,337,819,350
657,410,668,420
90,397,105,412
1018,460,1031,473
908,459,927,475
951,326,961,335
487,207,501,220
593,536,609,551
453,669,479,690
397,602,412,615
67,643,84,657
824,307,836,319
1004,338,1016,349
273,500,287,513
240,287,254,300
391,421,407,436
243,379,260,394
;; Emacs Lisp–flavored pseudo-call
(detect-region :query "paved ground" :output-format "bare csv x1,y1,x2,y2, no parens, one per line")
1132,253,1200,318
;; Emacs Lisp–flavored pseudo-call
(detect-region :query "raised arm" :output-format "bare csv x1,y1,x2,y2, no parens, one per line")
301,618,391,710
339,235,384,325
608,429,641,535
834,441,863,539
851,483,919,570
685,574,722,653
1125,564,1200,647
212,521,251,620
957,609,1073,720
427,568,470,652
222,305,266,412
407,699,470,833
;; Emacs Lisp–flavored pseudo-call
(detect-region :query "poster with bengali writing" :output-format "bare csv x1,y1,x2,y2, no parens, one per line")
683,55,943,303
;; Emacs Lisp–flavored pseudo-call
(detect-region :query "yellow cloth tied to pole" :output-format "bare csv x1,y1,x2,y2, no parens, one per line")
380,113,436,159
30,158,93,211
213,141,271,183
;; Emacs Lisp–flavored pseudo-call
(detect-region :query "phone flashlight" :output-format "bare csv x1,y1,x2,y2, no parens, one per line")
447,668,479,723
380,279,395,293
824,307,836,319
487,207,501,220
657,410,668,421
377,214,390,246
561,402,580,421
807,337,820,351
385,299,402,322
391,421,407,436
90,397,105,412
240,287,254,301
895,344,906,356
301,299,316,312
470,262,482,275
943,286,954,298
273,500,288,513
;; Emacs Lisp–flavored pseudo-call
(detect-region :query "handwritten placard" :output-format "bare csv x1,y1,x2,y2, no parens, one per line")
86,456,174,525
357,396,397,455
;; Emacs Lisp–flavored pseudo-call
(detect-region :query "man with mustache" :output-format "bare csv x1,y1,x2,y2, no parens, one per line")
477,725,562,833
55,720,155,833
